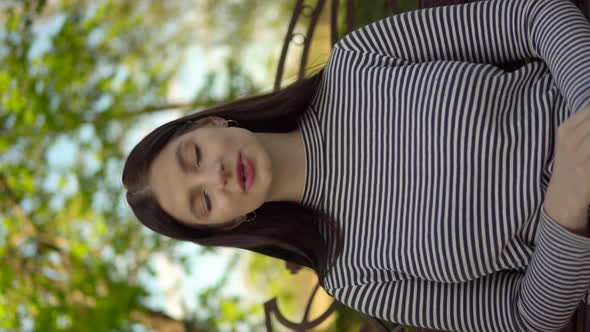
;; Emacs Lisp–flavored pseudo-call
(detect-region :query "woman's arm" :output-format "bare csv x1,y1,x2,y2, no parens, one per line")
331,213,590,331
336,0,590,114
544,105,590,237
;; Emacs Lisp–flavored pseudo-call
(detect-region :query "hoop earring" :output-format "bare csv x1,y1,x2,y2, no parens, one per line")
226,119,239,127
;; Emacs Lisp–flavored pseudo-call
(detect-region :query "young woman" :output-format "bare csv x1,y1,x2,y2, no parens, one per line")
123,0,590,331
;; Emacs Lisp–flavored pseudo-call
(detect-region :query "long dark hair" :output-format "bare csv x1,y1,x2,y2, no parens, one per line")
122,69,342,282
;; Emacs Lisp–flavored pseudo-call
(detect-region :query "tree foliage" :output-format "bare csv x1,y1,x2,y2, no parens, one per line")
1,0,259,331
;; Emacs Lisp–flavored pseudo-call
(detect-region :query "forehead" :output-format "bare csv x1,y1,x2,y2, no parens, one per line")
148,135,192,223
151,132,182,175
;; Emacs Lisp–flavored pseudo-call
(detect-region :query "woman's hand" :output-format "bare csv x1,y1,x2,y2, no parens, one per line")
544,106,590,232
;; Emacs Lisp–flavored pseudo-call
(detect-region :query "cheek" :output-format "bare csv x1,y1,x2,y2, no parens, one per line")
230,128,256,144
213,192,244,218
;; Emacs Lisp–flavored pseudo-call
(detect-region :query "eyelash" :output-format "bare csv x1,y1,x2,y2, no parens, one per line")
194,144,211,213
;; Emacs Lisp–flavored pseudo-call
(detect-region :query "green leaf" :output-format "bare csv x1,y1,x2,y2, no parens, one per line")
221,301,241,321
23,107,36,126
70,242,89,259
21,171,35,192
0,72,10,91
7,11,20,32
5,89,25,113
0,138,10,155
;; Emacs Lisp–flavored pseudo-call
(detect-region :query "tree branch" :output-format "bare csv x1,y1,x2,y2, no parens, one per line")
87,96,228,127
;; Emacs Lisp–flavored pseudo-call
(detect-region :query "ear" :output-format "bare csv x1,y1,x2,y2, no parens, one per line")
193,116,228,129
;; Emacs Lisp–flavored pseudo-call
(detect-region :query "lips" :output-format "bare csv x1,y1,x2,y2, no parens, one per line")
237,153,246,192
242,155,254,191
236,152,254,192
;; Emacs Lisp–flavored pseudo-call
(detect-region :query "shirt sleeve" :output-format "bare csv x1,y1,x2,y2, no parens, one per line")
329,213,590,332
335,0,590,115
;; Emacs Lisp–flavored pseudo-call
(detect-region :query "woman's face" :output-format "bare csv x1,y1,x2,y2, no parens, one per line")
148,117,272,227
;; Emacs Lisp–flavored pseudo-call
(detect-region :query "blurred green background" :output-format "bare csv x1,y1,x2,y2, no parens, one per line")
0,0,419,331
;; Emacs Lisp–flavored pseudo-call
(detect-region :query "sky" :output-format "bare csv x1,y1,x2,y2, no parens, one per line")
34,2,283,324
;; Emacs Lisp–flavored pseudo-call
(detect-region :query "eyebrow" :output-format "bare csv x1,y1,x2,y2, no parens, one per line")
176,141,203,219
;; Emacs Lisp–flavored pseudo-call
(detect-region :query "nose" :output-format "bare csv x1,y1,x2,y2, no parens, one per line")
201,160,230,190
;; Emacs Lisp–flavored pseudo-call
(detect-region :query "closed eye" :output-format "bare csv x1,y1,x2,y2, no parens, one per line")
194,144,201,167
204,192,211,212
193,144,210,212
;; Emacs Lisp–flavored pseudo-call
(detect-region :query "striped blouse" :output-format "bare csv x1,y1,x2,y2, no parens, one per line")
296,0,590,331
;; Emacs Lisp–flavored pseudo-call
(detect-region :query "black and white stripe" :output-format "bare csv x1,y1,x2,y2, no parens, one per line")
297,0,590,331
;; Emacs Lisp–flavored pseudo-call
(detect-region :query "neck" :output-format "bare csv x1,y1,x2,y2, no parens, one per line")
256,128,306,204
